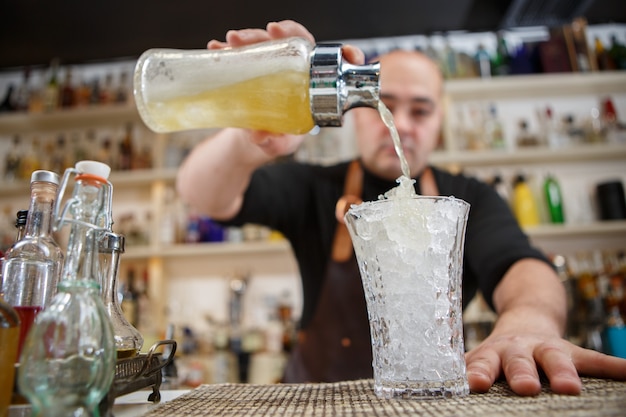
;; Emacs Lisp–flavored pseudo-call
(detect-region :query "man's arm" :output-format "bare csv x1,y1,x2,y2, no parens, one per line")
466,258,626,395
176,127,299,219
176,20,364,219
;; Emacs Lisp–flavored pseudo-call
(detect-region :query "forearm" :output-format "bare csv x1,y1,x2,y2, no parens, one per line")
491,258,567,337
176,128,273,220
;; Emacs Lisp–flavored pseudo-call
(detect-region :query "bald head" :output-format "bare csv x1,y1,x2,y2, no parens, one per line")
376,49,444,99
352,48,445,180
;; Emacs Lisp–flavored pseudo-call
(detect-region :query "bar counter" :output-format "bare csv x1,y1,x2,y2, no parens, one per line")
125,377,625,417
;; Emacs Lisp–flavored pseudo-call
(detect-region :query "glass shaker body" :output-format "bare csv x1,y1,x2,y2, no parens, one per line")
18,161,115,417
2,171,63,357
134,37,380,134
99,231,143,359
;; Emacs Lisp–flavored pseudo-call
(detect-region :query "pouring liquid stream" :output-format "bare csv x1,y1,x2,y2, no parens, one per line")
377,99,416,197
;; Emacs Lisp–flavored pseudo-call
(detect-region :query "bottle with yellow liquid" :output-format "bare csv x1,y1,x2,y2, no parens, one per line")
512,174,541,228
133,37,380,134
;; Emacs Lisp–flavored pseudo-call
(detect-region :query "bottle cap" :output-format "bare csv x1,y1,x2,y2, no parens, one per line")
310,44,380,127
31,170,60,185
99,231,125,253
75,160,111,180
15,209,28,228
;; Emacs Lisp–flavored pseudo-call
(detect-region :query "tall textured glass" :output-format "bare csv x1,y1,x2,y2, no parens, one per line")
345,195,470,399
2,170,63,357
18,161,116,417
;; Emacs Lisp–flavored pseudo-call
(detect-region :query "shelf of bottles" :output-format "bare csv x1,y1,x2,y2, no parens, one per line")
444,71,626,101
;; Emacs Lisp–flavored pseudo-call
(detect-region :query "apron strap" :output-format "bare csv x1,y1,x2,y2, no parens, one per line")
331,163,438,262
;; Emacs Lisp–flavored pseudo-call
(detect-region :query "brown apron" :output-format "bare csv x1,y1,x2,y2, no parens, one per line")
282,161,438,383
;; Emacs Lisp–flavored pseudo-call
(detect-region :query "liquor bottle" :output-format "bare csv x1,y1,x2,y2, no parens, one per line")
2,170,63,357
18,138,42,180
512,174,540,227
474,44,491,78
115,71,129,104
491,32,511,76
18,161,116,417
43,59,60,112
13,67,32,112
59,67,76,108
543,174,565,224
490,174,511,204
118,123,134,170
99,232,143,359
608,34,626,70
594,37,616,71
99,73,114,105
0,296,20,417
3,136,23,182
134,37,380,134
121,267,140,327
515,119,540,147
0,85,16,113
484,104,505,149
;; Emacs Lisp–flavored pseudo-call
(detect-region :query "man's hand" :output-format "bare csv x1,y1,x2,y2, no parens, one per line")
466,328,626,396
466,259,626,396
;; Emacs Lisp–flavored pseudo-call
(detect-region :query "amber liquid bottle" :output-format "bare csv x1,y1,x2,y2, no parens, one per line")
0,298,20,417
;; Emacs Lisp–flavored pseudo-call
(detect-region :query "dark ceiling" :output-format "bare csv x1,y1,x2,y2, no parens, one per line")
0,0,624,70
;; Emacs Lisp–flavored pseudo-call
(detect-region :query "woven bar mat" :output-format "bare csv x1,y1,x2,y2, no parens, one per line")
141,377,626,417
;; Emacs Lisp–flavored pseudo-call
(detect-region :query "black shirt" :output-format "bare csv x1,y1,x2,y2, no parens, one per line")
221,159,550,329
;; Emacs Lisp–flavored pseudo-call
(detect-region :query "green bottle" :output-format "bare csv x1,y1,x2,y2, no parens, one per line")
544,174,564,224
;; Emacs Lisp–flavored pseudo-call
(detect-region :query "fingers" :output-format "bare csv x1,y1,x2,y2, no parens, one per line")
500,345,543,396
207,20,366,68
267,20,315,44
533,343,581,395
465,348,501,393
571,345,626,380
342,45,366,65
225,28,272,47
208,20,315,50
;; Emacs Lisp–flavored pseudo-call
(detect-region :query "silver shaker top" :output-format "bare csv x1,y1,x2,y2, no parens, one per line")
310,44,380,127
99,231,126,253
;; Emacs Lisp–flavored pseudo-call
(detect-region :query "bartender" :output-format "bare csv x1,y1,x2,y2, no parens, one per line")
176,20,626,395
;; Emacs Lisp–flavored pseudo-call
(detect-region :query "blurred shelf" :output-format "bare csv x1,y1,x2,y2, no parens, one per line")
123,239,292,260
430,142,626,167
0,104,141,135
110,168,177,187
120,222,626,261
0,168,178,197
524,220,626,238
444,71,626,101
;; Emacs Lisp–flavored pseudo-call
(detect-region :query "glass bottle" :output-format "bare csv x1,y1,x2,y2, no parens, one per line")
0,297,20,417
43,59,60,112
120,266,140,328
512,174,540,228
485,104,505,149
474,44,491,78
14,210,28,242
99,231,143,359
133,37,380,134
18,161,115,417
543,174,564,224
2,171,63,357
